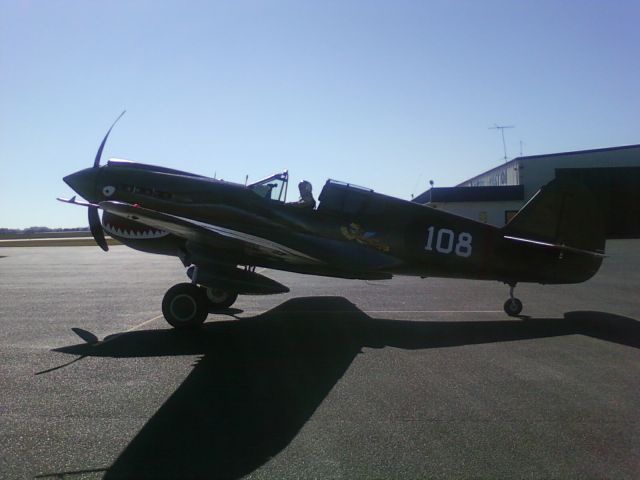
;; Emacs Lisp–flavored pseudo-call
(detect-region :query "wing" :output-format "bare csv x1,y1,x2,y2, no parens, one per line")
100,201,322,265
100,201,403,276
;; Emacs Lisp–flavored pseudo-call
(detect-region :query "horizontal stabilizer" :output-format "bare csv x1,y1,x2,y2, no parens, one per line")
503,235,607,257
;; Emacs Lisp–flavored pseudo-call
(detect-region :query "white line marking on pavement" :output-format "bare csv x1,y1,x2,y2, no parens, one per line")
227,310,503,316
97,308,500,345
97,314,164,345
124,314,165,332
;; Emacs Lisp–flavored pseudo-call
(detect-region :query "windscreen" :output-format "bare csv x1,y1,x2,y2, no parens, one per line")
248,172,289,202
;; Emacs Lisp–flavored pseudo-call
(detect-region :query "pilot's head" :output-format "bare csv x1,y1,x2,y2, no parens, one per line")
298,180,312,195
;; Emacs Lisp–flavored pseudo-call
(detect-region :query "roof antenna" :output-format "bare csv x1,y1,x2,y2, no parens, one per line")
489,124,514,162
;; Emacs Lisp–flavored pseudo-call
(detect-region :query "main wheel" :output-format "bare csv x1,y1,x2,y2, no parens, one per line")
503,298,523,316
204,287,238,310
162,283,209,329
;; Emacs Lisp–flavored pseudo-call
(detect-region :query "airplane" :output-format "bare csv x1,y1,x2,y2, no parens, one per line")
59,113,606,329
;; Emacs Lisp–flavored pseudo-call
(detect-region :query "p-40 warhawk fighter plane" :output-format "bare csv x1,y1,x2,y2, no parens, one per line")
60,114,606,328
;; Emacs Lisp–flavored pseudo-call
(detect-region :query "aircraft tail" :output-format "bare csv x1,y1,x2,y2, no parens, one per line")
502,178,606,255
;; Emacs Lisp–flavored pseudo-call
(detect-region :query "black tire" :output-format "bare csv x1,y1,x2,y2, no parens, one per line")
204,287,238,310
162,283,209,329
503,298,523,316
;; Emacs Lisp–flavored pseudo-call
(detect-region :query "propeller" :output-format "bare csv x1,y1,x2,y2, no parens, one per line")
89,206,109,251
94,110,126,168
88,110,126,251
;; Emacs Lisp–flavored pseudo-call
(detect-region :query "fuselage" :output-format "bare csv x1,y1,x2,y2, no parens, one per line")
64,160,602,285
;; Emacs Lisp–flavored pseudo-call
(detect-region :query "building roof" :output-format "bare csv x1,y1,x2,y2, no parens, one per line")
456,143,640,187
412,185,524,204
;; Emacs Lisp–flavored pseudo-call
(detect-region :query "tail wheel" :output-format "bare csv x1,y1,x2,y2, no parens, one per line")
205,287,238,310
503,298,523,316
162,283,209,329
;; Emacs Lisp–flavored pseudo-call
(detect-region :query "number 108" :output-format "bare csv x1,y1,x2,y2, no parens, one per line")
425,227,472,258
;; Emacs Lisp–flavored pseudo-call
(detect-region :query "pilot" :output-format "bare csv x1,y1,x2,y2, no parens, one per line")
289,180,316,209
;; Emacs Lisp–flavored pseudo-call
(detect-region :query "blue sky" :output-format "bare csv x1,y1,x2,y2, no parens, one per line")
1,0,639,228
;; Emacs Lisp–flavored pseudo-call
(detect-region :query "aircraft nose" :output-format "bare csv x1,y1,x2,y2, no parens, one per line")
63,167,99,201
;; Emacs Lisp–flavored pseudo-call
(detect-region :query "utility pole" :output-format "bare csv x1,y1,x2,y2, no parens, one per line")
489,124,514,162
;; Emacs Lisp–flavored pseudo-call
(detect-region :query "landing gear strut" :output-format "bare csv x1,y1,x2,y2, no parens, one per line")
503,283,523,316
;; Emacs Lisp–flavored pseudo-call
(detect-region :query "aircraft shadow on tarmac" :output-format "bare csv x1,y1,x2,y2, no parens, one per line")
49,296,640,480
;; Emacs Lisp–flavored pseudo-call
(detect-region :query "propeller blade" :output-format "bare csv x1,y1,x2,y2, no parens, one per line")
93,110,126,168
88,206,109,251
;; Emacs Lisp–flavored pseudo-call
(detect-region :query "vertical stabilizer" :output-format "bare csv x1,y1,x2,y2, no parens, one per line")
502,178,605,254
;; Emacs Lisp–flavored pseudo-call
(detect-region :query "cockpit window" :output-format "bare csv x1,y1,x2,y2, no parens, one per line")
248,171,289,202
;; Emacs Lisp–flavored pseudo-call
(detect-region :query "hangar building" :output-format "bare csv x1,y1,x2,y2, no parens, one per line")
412,144,640,237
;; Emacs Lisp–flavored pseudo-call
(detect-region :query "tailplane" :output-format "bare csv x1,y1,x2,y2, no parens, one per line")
502,178,605,255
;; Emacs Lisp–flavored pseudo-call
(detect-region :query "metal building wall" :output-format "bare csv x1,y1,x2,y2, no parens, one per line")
452,145,640,235
459,145,640,201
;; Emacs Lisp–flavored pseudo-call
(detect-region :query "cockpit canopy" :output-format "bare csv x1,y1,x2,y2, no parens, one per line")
317,179,388,216
248,171,289,202
247,174,391,215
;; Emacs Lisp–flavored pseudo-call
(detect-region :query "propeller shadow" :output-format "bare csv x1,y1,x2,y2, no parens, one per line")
52,297,640,479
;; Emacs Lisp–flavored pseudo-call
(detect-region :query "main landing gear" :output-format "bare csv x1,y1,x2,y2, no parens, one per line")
503,283,523,316
204,287,238,310
162,283,209,329
161,266,239,329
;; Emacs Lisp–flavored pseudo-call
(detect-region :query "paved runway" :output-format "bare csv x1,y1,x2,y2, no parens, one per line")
1,241,639,479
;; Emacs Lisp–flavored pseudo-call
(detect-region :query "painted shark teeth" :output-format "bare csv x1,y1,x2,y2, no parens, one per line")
102,222,169,240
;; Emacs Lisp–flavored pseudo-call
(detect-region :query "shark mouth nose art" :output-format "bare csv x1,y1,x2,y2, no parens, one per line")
102,216,169,240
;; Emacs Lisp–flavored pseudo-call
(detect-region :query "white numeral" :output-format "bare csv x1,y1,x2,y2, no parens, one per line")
455,232,473,257
436,228,454,254
425,227,472,258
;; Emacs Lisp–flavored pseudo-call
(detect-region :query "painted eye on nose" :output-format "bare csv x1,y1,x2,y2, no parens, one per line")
102,186,116,197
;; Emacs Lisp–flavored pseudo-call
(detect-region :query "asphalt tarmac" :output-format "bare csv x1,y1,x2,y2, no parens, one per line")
0,241,638,479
